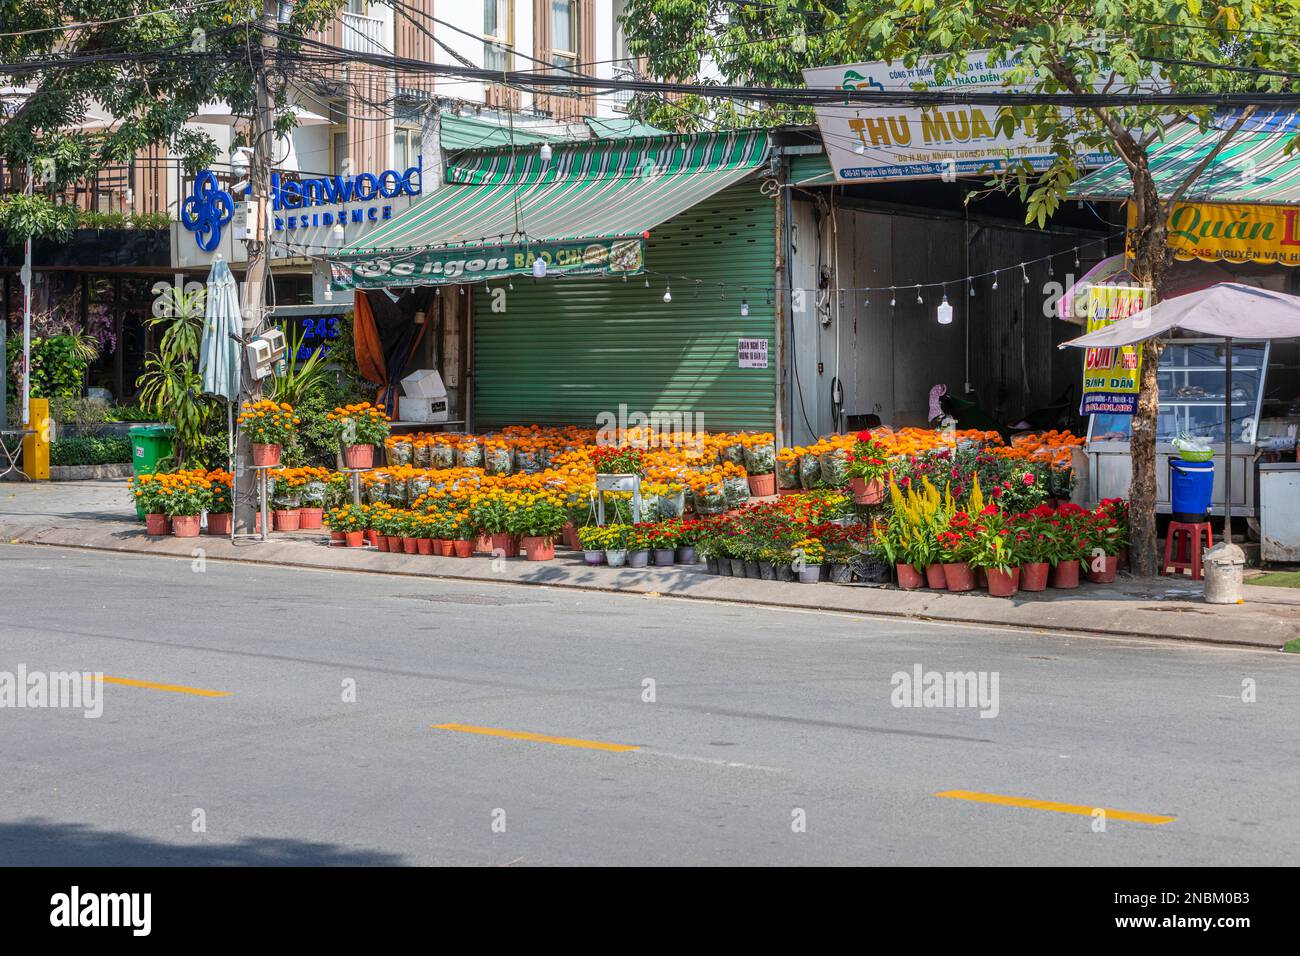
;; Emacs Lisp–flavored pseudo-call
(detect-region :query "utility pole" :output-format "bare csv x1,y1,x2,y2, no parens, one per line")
234,0,280,538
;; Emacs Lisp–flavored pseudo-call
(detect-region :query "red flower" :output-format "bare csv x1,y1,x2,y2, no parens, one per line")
1021,472,1035,487
857,430,873,443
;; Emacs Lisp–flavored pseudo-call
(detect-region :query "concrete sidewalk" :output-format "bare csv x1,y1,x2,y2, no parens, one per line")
3,479,1297,650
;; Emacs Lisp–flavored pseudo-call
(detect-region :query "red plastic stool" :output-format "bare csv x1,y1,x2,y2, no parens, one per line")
1162,521,1214,580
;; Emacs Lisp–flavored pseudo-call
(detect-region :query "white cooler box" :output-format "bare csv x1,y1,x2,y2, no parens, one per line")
399,369,449,423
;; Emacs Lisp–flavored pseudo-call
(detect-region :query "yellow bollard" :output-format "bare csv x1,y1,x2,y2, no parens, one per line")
22,398,50,480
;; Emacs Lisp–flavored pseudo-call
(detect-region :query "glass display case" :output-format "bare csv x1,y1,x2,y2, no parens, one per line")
1084,339,1271,516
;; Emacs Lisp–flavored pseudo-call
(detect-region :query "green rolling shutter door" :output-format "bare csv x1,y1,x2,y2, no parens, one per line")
472,183,776,432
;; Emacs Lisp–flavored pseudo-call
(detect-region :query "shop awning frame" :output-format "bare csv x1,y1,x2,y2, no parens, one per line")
1069,111,1300,205
327,129,771,290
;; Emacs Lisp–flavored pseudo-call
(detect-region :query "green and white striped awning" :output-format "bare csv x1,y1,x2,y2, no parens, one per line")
330,130,770,290
1070,113,1300,205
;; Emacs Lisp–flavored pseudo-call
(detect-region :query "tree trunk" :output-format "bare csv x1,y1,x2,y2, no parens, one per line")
1126,171,1172,577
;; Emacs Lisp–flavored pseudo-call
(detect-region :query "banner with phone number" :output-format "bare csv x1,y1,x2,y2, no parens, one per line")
1080,285,1151,416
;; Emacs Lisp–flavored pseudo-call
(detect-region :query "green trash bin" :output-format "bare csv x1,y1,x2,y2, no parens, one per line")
129,425,175,519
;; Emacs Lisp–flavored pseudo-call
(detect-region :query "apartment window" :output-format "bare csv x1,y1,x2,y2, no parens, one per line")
331,129,350,177
345,0,367,13
550,0,578,72
484,0,514,71
392,127,420,170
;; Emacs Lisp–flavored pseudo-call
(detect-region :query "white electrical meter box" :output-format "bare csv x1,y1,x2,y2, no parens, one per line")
246,329,287,380
398,369,449,423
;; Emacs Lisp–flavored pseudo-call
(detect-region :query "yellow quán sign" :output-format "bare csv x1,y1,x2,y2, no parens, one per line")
1129,200,1300,265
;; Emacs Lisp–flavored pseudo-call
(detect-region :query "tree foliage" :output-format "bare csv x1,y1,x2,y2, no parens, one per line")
837,0,1300,576
0,0,345,239
621,0,850,130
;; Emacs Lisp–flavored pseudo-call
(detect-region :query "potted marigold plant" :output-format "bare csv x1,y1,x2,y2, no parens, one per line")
625,523,653,568
791,537,825,584
603,523,630,567
131,474,170,536
741,433,777,497
298,467,329,530
505,493,568,561
238,400,297,467
846,430,890,505
271,469,305,532
643,521,679,566
327,403,391,469
161,471,211,538
205,470,233,535
577,524,607,566
325,503,369,548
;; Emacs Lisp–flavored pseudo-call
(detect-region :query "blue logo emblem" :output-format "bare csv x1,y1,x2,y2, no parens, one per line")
182,170,234,251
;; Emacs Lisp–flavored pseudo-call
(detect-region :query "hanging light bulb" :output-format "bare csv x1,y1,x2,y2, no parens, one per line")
740,298,749,317
507,279,514,290
1047,257,1054,278
915,285,924,304
663,285,672,304
991,273,999,290
1021,263,1030,285
539,142,553,164
532,257,547,278
863,294,870,307
968,279,976,297
889,287,896,308
644,277,650,288
937,293,953,325
1074,248,1081,270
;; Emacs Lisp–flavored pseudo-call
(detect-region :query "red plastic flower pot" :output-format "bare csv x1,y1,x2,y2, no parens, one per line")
171,514,201,538
521,535,555,561
896,563,925,590
298,507,324,530
144,513,171,536
925,564,947,589
747,472,776,497
251,443,281,467
205,512,232,536
942,561,976,592
375,535,390,552
986,567,1020,598
402,536,419,555
473,533,494,554
1020,561,1050,592
365,530,379,548
343,530,364,548
435,538,454,557
416,538,434,556
387,535,402,552
273,509,300,532
850,477,885,505
1086,554,1119,584
342,444,374,469
453,539,474,558
330,530,345,544
1050,561,1080,589
491,532,519,557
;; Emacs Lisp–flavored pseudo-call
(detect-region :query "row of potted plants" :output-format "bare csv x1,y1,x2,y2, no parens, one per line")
130,469,232,536
875,478,1129,598
575,519,707,567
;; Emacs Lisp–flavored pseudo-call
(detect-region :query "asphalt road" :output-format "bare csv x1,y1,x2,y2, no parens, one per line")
1,542,1297,866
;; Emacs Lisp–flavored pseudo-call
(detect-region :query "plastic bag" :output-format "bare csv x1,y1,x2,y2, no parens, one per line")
455,442,483,469
742,442,776,475
430,444,456,470
819,449,850,487
799,454,822,490
413,441,432,468
722,474,750,507
388,440,413,466
483,444,514,476
776,457,801,490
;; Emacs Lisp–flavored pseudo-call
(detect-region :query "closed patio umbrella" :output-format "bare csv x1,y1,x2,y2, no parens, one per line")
199,258,244,539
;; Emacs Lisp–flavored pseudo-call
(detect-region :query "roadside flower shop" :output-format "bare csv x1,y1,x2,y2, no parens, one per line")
127,395,1127,599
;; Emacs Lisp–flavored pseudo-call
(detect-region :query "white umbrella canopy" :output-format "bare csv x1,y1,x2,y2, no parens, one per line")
1059,283,1300,349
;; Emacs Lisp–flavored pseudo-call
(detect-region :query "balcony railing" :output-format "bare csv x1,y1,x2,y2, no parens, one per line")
341,12,388,55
